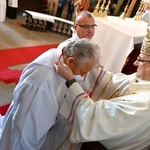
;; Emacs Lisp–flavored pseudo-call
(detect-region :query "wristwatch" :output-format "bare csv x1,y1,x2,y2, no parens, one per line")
65,78,76,88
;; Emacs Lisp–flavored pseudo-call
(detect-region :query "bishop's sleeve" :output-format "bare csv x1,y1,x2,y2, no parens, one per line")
60,83,150,148
60,70,150,149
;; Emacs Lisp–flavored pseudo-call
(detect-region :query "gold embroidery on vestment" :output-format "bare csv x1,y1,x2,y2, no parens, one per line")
95,74,113,101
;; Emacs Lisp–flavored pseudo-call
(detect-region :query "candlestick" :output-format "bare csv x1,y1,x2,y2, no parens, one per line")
133,0,144,20
102,0,111,17
99,0,106,17
119,5,129,19
126,0,131,6
93,0,101,17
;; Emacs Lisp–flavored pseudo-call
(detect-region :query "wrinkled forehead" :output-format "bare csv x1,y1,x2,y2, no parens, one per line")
140,53,150,59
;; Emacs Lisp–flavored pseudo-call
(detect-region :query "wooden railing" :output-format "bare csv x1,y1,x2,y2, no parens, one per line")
23,10,74,36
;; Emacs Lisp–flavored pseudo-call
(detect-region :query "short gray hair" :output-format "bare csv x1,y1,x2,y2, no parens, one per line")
63,38,101,67
75,11,94,24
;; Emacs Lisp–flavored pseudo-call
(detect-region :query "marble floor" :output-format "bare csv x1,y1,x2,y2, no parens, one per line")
0,13,70,106
0,13,69,49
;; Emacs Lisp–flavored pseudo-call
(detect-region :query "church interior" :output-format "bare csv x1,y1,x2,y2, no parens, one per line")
0,0,148,130
0,0,149,149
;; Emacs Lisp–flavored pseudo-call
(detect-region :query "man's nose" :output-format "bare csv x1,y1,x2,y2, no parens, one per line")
133,60,139,66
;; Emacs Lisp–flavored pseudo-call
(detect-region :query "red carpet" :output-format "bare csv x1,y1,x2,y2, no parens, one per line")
0,68,22,84
0,44,58,68
0,44,59,83
0,44,58,115
0,103,10,116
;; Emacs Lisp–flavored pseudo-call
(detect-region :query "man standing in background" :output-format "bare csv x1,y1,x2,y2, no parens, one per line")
57,11,97,50
142,1,150,23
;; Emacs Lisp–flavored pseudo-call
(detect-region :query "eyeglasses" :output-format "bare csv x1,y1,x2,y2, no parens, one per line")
136,56,150,63
75,24,97,30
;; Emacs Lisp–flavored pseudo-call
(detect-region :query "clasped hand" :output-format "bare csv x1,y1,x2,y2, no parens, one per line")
54,60,74,81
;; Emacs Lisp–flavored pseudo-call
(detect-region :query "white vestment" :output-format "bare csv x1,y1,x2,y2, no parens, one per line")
60,67,150,150
0,44,83,150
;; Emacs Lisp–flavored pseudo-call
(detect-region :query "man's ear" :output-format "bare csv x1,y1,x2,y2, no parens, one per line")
66,57,76,66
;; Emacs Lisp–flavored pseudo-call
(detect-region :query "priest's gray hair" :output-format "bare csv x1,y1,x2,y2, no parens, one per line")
63,38,101,67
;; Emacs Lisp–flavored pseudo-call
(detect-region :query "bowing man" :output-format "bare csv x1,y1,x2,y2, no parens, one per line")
0,38,101,150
